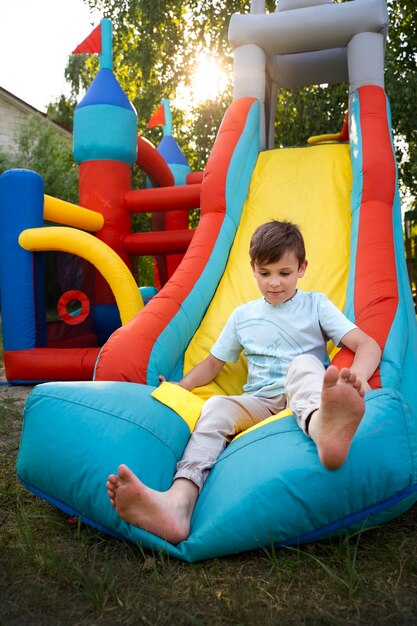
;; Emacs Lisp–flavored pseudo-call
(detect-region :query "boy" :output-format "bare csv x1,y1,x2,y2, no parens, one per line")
107,221,381,544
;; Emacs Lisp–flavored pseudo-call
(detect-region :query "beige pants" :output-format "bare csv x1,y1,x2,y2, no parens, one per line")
175,354,325,490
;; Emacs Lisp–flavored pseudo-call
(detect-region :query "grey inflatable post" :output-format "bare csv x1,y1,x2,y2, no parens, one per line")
229,0,389,149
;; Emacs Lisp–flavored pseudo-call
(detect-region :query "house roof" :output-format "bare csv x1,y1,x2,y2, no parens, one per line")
0,85,72,139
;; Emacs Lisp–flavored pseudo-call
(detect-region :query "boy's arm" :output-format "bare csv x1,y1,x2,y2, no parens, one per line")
159,354,226,391
178,354,226,391
340,328,382,391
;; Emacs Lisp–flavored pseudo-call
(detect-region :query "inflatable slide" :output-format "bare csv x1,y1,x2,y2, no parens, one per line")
16,0,417,561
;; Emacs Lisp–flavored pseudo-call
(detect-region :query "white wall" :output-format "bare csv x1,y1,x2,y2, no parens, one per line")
0,88,71,155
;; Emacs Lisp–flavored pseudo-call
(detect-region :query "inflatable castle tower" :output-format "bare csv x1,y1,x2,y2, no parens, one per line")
0,19,199,383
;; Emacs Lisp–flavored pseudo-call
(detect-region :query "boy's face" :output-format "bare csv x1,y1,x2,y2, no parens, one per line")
252,251,307,306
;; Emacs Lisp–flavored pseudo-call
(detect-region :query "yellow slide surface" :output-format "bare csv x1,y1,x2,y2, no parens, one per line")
185,143,353,400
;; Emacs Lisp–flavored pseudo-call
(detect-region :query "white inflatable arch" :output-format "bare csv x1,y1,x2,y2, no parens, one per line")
228,0,389,148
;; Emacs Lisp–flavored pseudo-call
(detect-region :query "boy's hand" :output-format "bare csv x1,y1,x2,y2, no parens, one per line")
158,374,181,387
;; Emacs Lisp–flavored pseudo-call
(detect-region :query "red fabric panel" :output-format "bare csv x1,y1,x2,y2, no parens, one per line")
4,348,100,382
165,210,190,278
186,171,204,185
72,24,101,54
200,98,256,216
125,183,200,280
147,104,166,128
46,333,98,349
123,229,194,255
136,136,175,187
124,184,201,213
57,290,90,326
332,86,398,389
340,113,349,142
79,160,132,305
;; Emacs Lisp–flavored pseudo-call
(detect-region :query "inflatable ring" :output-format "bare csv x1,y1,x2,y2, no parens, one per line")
57,290,90,325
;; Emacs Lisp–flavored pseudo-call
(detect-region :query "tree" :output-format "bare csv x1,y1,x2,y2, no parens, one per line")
385,0,417,212
0,115,78,202
58,2,414,198
46,95,78,132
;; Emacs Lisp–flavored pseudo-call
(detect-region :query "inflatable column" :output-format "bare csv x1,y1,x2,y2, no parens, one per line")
0,170,45,369
73,19,137,343
153,99,191,280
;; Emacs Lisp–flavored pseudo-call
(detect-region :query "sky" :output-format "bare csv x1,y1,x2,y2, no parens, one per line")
0,0,228,113
0,0,101,111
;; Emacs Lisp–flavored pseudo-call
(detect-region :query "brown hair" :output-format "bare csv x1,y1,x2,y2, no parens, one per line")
249,220,306,266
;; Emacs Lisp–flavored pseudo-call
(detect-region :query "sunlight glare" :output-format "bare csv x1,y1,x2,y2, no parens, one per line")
191,55,228,104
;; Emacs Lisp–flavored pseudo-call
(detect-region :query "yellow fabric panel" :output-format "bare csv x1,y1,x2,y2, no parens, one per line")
44,195,104,232
185,143,352,400
151,382,205,432
307,134,342,145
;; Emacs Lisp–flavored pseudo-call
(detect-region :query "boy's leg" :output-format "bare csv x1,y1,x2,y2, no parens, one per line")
285,354,325,435
175,393,287,490
106,467,198,545
285,355,365,469
106,393,285,543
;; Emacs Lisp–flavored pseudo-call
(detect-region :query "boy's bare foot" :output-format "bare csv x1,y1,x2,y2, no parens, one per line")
309,365,365,470
106,465,198,545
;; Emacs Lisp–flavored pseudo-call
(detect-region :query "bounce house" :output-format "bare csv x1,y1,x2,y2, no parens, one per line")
16,0,417,562
0,18,198,383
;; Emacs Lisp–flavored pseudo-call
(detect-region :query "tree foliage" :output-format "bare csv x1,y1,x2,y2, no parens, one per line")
385,0,417,212
46,95,78,132
0,115,78,203
48,0,416,208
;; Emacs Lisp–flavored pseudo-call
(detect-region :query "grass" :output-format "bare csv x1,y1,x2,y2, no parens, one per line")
2,386,417,624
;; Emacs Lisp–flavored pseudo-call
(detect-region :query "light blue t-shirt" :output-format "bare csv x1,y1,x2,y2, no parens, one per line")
210,290,357,397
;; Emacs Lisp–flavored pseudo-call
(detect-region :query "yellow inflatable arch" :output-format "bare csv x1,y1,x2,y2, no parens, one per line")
19,226,143,325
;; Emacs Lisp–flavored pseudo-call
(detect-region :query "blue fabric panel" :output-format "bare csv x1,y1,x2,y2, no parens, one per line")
384,185,417,404
282,486,417,546
379,95,417,397
34,252,47,347
168,163,191,186
99,19,113,70
174,388,417,561
345,91,362,323
0,169,44,350
76,69,135,112
20,384,415,561
73,105,137,164
92,303,121,346
16,381,191,542
19,479,127,541
225,100,261,228
139,285,158,304
157,136,189,166
380,194,406,391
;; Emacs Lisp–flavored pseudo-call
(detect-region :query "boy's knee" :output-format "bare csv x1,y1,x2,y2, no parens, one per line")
202,395,232,414
288,354,313,374
197,395,239,435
